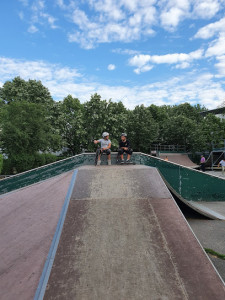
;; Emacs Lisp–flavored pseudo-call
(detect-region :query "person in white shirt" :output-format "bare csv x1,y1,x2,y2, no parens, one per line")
94,132,111,166
218,158,225,175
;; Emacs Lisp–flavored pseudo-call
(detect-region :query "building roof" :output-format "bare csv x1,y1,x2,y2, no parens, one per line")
200,107,225,117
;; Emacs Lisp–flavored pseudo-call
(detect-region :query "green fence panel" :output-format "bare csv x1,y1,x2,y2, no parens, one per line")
1,152,224,202
0,154,85,195
139,154,225,202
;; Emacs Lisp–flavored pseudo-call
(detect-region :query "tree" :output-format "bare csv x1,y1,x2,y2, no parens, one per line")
201,114,225,150
59,95,85,155
0,101,60,172
127,105,159,152
0,76,53,106
162,115,196,148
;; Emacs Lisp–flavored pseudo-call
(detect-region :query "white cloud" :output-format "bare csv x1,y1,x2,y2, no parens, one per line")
108,64,116,71
0,56,224,109
194,17,225,39
192,0,221,19
64,1,157,48
205,34,225,57
17,1,225,48
160,7,188,31
28,25,39,33
112,48,140,55
18,0,59,33
159,0,222,32
18,11,24,20
129,49,204,73
215,55,225,77
0,57,81,83
40,12,58,29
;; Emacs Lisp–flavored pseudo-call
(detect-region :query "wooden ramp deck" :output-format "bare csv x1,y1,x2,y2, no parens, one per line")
41,166,225,300
0,172,73,300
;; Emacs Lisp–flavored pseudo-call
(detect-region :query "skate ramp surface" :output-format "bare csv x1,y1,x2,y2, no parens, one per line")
159,153,198,168
0,172,73,300
43,165,225,300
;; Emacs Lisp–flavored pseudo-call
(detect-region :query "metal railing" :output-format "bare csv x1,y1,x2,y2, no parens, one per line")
150,144,186,153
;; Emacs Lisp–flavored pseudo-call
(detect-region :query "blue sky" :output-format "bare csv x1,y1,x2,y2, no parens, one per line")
0,0,225,109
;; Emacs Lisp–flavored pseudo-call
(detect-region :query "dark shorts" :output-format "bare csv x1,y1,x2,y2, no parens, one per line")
118,148,133,155
100,149,111,155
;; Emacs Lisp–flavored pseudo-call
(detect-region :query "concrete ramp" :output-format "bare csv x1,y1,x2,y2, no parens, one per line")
42,165,225,299
159,153,198,168
0,172,73,300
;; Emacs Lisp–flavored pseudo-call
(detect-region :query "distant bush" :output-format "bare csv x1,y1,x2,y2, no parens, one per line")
43,153,58,164
1,152,58,175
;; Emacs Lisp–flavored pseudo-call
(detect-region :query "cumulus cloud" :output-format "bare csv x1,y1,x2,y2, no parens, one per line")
108,64,116,71
0,57,81,83
62,1,157,48
17,0,225,48
194,17,225,39
159,0,190,31
65,0,224,48
205,34,225,57
192,0,221,19
214,55,225,77
0,56,224,109
129,49,204,73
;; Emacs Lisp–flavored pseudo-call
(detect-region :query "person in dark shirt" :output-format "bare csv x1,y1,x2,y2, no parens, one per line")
118,133,133,163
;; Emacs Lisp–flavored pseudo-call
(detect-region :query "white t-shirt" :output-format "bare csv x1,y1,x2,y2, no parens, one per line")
98,138,111,149
219,160,225,167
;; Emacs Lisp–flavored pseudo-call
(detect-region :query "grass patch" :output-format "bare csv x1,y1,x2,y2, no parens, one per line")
205,248,225,260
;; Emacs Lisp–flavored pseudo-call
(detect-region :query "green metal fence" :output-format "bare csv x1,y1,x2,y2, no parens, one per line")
0,154,85,195
139,153,225,202
0,152,224,202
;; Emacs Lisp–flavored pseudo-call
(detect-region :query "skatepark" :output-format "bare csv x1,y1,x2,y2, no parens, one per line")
0,153,225,299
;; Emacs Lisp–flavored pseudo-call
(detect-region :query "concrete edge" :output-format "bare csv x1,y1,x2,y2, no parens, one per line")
154,168,225,286
33,169,78,300
188,202,225,221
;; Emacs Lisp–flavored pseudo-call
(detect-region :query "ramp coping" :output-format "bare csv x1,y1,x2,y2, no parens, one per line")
33,169,78,300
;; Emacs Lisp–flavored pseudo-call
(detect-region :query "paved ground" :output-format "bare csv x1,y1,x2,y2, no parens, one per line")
44,165,225,300
0,172,73,300
206,170,225,179
187,218,225,282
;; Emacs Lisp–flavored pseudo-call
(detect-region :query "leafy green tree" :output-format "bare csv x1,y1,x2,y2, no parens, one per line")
59,95,85,155
0,76,53,106
201,114,225,150
162,115,196,149
0,101,60,172
83,94,108,151
127,105,159,152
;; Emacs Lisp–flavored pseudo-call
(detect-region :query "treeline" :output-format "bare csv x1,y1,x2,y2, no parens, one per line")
0,76,225,174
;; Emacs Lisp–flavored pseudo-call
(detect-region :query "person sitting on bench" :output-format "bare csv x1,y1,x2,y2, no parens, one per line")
94,132,111,165
118,133,133,163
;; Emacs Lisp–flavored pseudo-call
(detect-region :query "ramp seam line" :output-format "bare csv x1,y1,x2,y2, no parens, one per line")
33,169,78,300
